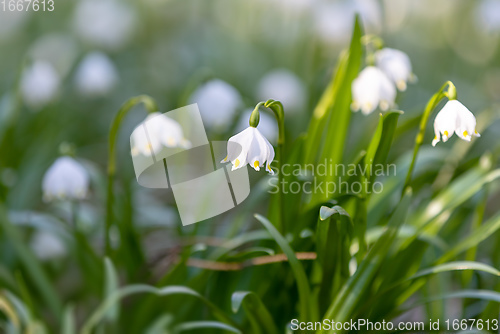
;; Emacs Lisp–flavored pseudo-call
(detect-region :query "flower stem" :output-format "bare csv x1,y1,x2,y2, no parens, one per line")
106,95,158,256
402,81,455,195
263,99,286,234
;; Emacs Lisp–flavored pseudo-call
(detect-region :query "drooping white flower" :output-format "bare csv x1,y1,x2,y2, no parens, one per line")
221,127,275,174
236,109,278,144
256,69,306,113
131,112,191,157
375,48,414,91
189,79,242,129
74,52,118,97
432,100,480,147
351,66,396,115
73,0,136,50
21,60,60,110
30,231,66,261
42,157,89,201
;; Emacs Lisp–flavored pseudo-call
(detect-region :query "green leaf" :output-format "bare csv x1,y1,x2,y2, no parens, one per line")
0,205,62,318
308,15,363,205
254,214,318,323
0,293,20,331
173,321,241,334
104,258,119,322
81,285,239,334
304,15,363,167
438,211,500,263
406,290,500,311
61,305,76,334
408,261,500,280
231,291,279,334
360,261,500,316
320,189,412,333
316,205,353,313
355,110,402,258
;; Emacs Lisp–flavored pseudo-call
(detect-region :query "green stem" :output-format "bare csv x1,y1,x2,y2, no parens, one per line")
106,95,158,256
264,100,286,235
402,81,455,195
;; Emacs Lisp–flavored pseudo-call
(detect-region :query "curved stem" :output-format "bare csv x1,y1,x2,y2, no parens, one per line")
106,95,158,256
402,81,454,195
263,99,286,234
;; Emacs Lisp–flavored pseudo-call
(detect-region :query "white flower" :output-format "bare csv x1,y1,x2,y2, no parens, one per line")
375,48,414,91
74,52,118,97
30,231,66,261
221,127,275,174
432,100,480,147
189,79,242,129
42,157,89,201
351,66,396,115
236,109,278,144
21,60,60,110
256,69,306,113
131,112,191,157
73,0,136,50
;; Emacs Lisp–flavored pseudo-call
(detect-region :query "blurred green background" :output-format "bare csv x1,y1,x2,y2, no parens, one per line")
1,0,500,332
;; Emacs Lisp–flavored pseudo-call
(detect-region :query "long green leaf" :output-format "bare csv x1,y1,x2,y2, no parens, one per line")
316,205,352,313
173,321,241,334
409,261,500,280
309,15,363,205
254,214,318,323
0,205,62,317
103,258,119,323
438,212,500,263
61,305,76,334
405,290,500,312
81,285,239,334
319,189,412,333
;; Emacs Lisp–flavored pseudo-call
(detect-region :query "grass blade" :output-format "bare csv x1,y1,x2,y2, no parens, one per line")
81,285,239,334
254,214,318,323
320,189,412,333
173,321,241,334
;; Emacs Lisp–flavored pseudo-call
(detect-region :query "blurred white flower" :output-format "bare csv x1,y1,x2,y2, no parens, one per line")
222,127,275,174
432,100,480,147
131,113,191,157
30,231,67,261
75,52,118,97
30,33,78,78
21,61,60,110
375,48,414,91
42,157,89,201
189,79,242,129
236,109,278,144
314,0,382,44
351,66,396,115
475,0,500,33
256,69,306,113
73,0,136,50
